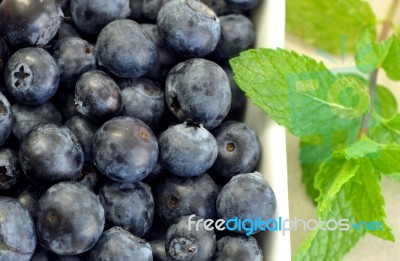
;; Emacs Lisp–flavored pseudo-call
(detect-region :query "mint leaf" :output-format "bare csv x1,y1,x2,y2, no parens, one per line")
355,27,393,73
300,130,358,202
344,138,382,159
286,0,376,54
342,138,400,175
369,86,398,144
293,190,366,261
373,86,397,119
369,114,400,144
382,34,400,80
300,136,328,202
230,49,368,137
345,159,395,241
300,161,320,202
314,140,395,241
315,152,358,212
371,144,400,174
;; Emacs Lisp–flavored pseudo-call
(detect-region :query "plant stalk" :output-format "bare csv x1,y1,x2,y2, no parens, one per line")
358,0,399,139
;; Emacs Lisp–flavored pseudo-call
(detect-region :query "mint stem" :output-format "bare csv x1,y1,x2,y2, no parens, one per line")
358,0,399,139
358,70,378,138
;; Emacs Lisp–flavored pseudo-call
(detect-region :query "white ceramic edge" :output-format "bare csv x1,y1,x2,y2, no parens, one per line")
244,0,291,260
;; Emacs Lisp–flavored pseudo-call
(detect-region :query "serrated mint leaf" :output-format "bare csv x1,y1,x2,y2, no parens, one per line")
373,86,397,119
301,162,320,203
286,0,376,54
315,152,358,212
342,138,400,174
355,27,393,73
369,114,400,144
293,190,366,261
300,129,359,203
344,139,382,159
371,144,400,175
300,136,329,202
297,157,396,257
300,128,359,203
345,159,395,241
382,35,400,80
230,49,368,137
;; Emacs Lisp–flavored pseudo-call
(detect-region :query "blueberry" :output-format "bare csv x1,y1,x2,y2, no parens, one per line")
4,47,60,105
119,78,165,130
157,0,221,57
70,0,130,35
165,58,231,129
225,0,259,9
74,70,122,122
141,23,180,80
130,0,168,22
52,37,96,88
0,83,15,105
143,159,166,184
34,182,105,255
0,0,63,46
93,116,158,182
30,245,50,261
19,123,84,188
96,19,156,78
210,14,255,62
56,21,82,40
52,254,85,261
144,213,169,240
155,173,218,225
149,238,168,261
0,148,24,196
159,120,218,177
0,92,13,145
88,227,153,261
213,236,263,261
65,114,99,161
52,88,79,120
77,163,102,192
199,0,241,16
56,0,70,11
130,0,144,21
166,215,216,261
222,65,246,120
216,172,276,235
16,185,45,217
0,197,36,260
0,36,10,78
11,101,62,140
210,121,261,181
99,181,154,237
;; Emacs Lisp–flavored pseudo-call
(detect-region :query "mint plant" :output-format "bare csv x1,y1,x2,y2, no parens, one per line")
230,0,400,260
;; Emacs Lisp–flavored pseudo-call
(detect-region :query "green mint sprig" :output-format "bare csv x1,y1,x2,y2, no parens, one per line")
230,0,400,258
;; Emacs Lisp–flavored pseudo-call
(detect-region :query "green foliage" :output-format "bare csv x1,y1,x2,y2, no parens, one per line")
230,48,399,260
286,0,376,54
230,49,368,138
234,0,400,259
293,190,366,261
355,26,400,80
355,27,393,74
382,35,400,80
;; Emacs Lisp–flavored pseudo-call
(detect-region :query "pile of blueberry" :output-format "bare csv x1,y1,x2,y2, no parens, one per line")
0,0,277,260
